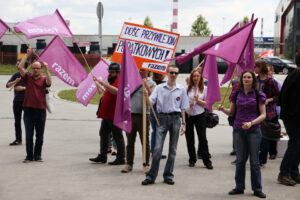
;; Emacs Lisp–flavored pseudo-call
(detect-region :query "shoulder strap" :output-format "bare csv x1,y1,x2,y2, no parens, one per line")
255,90,260,115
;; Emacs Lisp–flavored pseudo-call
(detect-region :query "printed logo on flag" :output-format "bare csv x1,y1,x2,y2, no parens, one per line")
111,22,180,74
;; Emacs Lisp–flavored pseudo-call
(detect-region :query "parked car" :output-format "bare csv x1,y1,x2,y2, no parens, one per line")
216,57,228,74
261,56,297,74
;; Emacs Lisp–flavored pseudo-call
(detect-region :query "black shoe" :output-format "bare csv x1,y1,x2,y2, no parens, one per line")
34,156,43,162
108,159,125,165
269,155,276,160
228,189,244,195
10,140,22,146
253,191,266,198
164,179,175,185
141,179,154,185
161,155,167,159
189,163,195,167
23,156,33,163
111,152,117,156
89,154,107,163
230,150,236,156
205,163,213,170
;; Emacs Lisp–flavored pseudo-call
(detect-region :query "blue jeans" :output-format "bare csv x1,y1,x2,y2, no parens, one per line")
233,128,262,192
146,113,181,181
280,120,300,176
23,107,46,159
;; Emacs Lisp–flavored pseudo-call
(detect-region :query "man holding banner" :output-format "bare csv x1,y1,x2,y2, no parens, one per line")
142,65,189,185
89,63,126,165
121,69,156,173
18,48,52,162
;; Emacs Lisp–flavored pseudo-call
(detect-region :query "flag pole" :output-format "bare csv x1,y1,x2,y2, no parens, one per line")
72,39,93,74
142,83,147,174
145,95,160,127
220,64,238,106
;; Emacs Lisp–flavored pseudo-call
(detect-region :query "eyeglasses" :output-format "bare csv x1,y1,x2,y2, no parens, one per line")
169,72,179,75
32,68,42,70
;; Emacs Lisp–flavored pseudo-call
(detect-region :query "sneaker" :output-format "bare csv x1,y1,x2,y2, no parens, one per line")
23,156,33,163
141,179,154,185
89,154,107,163
108,158,125,165
121,164,133,173
277,174,296,186
291,174,300,184
10,140,22,146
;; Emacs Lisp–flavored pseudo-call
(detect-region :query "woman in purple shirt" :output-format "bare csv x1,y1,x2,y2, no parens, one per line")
218,70,267,198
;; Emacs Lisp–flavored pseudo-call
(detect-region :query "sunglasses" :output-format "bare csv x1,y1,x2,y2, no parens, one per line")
169,72,179,75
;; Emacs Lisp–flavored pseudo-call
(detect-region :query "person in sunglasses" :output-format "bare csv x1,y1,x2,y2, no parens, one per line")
142,65,189,186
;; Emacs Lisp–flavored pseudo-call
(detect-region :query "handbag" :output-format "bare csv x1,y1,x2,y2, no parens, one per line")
45,88,54,113
261,120,281,141
205,109,219,128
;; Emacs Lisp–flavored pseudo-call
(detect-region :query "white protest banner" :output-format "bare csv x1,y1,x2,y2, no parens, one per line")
111,22,180,74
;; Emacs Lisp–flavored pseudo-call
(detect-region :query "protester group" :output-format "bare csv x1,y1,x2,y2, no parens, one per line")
5,47,300,199
2,10,300,200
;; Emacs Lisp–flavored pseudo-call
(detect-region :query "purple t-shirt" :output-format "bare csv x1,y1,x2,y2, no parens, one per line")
230,88,266,131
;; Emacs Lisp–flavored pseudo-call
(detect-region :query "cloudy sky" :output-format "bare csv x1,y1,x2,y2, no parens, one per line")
1,0,278,37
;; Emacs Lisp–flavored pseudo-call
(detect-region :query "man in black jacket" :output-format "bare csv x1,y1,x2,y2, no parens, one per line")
277,53,300,186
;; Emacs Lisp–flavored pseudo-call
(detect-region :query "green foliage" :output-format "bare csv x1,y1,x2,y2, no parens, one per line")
144,16,153,27
58,89,103,105
190,15,211,36
0,64,18,74
58,87,231,109
239,16,250,26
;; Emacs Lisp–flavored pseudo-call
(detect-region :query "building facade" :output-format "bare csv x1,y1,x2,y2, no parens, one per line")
275,0,300,60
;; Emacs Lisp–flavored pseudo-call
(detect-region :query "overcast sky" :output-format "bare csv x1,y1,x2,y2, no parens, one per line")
1,0,278,37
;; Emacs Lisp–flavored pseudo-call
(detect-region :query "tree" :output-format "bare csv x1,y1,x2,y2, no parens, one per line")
144,16,153,27
190,15,211,36
239,16,250,26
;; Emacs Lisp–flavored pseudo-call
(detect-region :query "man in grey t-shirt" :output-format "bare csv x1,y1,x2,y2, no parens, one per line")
121,69,156,173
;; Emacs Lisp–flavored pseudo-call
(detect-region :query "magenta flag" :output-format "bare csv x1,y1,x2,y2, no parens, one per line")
0,19,9,39
201,36,221,112
38,36,87,87
76,59,109,106
113,40,142,133
14,9,73,39
221,15,255,85
167,19,257,65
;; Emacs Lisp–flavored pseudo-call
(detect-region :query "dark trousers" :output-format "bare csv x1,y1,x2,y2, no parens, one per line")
280,120,300,176
23,107,46,159
126,114,150,165
13,100,23,141
185,112,211,165
269,140,277,156
99,119,125,160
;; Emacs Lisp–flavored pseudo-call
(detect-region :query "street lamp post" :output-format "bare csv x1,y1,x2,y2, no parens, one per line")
97,2,104,56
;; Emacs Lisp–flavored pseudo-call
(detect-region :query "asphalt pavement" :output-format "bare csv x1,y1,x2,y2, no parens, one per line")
0,74,299,200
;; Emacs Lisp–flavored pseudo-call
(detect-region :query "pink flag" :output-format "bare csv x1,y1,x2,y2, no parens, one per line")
113,40,142,133
221,15,255,85
201,36,221,112
38,36,87,87
0,19,9,39
167,19,257,65
14,9,73,39
76,59,109,106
